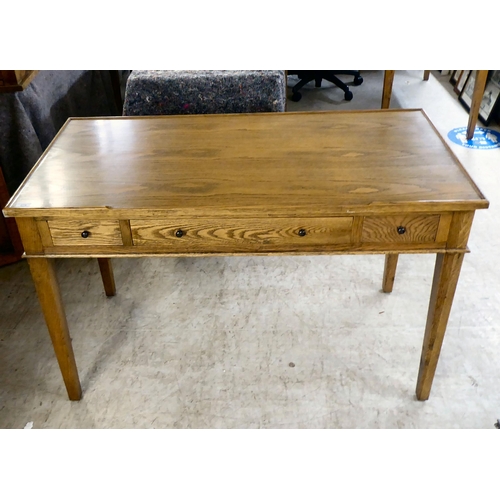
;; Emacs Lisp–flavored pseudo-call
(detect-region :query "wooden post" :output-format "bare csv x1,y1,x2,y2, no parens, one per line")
466,70,488,140
416,212,474,400
382,254,399,293
381,70,395,109
16,217,82,400
27,258,82,400
98,258,116,297
416,252,465,400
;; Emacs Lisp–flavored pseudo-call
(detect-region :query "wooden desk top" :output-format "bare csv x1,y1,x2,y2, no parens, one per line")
4,109,488,219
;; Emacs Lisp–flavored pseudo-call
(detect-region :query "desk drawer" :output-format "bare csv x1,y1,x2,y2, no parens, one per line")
47,220,123,246
361,214,440,243
130,217,353,252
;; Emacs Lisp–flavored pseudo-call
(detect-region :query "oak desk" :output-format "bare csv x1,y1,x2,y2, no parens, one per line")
3,110,488,401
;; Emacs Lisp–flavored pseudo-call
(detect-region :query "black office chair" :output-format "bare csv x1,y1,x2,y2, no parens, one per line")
288,71,363,102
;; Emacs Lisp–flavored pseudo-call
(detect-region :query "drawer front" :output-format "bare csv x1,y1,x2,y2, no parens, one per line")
130,217,353,252
47,220,123,246
362,214,440,243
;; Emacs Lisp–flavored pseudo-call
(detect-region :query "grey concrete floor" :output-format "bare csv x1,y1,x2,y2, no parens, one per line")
1,70,499,428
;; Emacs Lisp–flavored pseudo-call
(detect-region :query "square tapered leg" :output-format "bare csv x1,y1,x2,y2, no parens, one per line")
27,258,82,401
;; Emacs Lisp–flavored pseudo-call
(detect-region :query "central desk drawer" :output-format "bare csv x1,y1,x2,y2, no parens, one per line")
47,220,123,246
130,218,353,252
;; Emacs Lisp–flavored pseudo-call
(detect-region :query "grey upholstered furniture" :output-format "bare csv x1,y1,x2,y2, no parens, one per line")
0,70,120,194
123,70,286,116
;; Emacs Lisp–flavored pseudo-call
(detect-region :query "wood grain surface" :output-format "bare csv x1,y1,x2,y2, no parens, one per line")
131,217,353,252
362,214,440,243
29,247,470,259
47,219,122,246
3,110,488,219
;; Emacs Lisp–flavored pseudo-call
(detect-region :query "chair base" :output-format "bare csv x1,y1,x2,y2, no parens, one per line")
288,71,363,102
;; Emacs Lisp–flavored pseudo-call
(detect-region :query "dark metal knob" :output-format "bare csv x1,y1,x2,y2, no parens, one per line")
397,226,406,235
298,229,307,237
81,230,90,238
175,229,184,238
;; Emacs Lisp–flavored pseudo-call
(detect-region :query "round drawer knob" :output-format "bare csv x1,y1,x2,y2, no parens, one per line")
397,226,406,235
81,230,90,238
175,229,184,238
298,229,307,237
